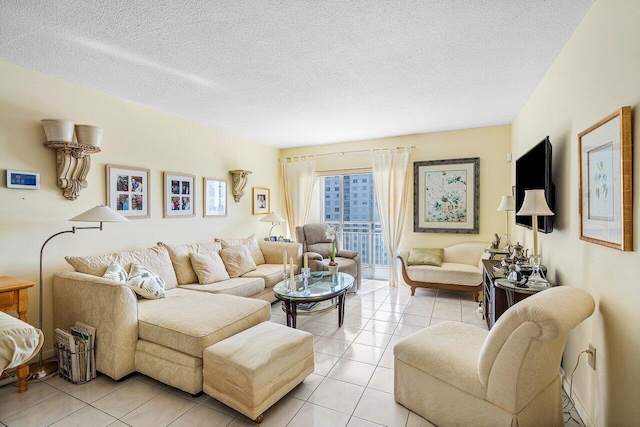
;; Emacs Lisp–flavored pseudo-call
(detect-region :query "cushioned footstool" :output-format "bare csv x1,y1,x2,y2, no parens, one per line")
203,321,314,423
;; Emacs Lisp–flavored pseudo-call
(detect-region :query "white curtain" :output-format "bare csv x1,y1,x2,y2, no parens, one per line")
371,148,412,287
281,156,317,238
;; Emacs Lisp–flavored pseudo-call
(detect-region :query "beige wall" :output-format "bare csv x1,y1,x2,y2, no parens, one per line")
282,125,511,250
0,61,280,354
511,0,640,425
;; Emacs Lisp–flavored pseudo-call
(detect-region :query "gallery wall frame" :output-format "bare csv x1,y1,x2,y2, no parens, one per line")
578,106,632,251
413,157,480,233
204,177,227,217
252,187,270,215
164,172,195,218
106,164,150,218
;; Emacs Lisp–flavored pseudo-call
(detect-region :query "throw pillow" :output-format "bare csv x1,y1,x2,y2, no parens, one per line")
189,251,231,284
407,248,445,267
216,234,266,265
127,263,166,299
102,262,128,283
219,245,257,278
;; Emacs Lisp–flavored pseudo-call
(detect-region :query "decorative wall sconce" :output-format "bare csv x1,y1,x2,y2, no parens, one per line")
42,120,103,200
229,169,252,202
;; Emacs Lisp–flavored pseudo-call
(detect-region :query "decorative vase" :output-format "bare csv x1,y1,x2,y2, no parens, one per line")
328,264,339,275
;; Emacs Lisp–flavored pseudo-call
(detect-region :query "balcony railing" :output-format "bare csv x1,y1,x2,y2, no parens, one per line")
327,221,390,280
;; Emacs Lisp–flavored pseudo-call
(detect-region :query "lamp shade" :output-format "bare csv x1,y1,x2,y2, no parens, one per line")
516,190,554,216
69,205,129,222
497,195,515,211
260,211,285,224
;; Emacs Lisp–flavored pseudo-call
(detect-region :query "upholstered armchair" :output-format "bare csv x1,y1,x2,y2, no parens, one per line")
394,286,595,427
295,223,361,292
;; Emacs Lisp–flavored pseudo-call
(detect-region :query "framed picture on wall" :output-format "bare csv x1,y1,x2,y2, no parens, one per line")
252,187,270,215
204,177,227,217
106,164,150,218
164,172,195,218
413,157,480,233
578,106,632,251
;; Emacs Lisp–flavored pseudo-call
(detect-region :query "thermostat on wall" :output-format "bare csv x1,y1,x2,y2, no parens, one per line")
6,170,40,189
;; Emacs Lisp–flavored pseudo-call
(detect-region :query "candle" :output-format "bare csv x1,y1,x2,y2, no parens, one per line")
290,257,294,281
283,250,287,270
304,254,308,269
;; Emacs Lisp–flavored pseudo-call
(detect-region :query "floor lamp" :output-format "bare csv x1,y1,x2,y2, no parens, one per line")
260,212,285,240
516,189,554,285
497,195,515,250
29,205,129,378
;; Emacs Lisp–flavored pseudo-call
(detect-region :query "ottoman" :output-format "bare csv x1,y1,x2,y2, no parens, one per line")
203,321,314,423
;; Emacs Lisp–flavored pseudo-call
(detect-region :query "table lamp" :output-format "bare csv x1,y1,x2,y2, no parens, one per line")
29,205,128,378
516,190,554,285
260,212,285,240
497,195,515,250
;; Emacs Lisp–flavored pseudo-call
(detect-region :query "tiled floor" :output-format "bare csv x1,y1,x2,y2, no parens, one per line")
0,279,582,426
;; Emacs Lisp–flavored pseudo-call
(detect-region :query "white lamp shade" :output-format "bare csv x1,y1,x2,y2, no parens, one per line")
69,205,129,222
497,195,515,211
516,190,554,216
260,211,285,224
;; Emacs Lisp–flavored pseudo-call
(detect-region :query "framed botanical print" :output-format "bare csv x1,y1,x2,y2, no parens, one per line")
164,172,195,218
106,164,150,218
204,177,227,217
252,187,269,215
414,157,480,233
579,106,632,251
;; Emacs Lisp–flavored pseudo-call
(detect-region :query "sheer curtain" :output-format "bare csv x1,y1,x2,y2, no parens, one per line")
281,156,317,238
371,148,412,287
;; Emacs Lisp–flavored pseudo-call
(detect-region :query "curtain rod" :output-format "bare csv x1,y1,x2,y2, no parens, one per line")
284,146,415,160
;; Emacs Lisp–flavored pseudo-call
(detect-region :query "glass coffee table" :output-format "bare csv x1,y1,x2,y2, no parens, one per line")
273,271,354,328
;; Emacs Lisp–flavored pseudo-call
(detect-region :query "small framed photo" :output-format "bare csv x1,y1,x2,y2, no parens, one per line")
164,172,195,218
107,164,150,218
252,187,270,215
578,106,632,251
204,177,227,217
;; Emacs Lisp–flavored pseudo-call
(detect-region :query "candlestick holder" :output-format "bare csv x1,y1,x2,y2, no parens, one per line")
282,269,292,293
301,268,311,296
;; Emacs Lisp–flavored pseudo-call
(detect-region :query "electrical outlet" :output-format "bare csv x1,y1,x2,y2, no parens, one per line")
588,344,596,370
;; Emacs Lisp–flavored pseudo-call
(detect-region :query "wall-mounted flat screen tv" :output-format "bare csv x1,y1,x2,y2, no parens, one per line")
515,136,554,233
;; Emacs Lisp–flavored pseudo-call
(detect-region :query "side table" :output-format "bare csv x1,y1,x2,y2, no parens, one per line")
494,278,555,308
0,276,35,392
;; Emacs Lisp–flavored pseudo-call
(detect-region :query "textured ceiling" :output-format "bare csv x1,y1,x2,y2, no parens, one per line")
0,1,593,148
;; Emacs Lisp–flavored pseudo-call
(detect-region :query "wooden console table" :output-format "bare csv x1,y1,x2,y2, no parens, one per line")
0,276,35,392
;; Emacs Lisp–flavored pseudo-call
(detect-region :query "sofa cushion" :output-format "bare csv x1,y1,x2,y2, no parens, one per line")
216,235,265,265
241,263,287,288
102,262,128,282
158,241,222,285
189,252,230,284
407,248,444,267
65,246,179,290
137,291,270,358
127,264,166,299
406,262,482,287
220,245,257,278
180,277,265,297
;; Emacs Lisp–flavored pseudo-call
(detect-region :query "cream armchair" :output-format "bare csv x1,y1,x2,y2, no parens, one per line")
394,286,595,427
295,224,361,292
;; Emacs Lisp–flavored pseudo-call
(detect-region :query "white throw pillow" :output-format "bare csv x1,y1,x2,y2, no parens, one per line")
127,263,166,299
219,245,257,278
216,234,265,265
102,262,128,283
189,251,231,284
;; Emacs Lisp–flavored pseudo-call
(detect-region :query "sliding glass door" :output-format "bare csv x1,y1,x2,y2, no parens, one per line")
321,174,389,280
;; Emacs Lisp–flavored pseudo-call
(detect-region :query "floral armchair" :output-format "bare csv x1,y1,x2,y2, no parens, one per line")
295,223,361,292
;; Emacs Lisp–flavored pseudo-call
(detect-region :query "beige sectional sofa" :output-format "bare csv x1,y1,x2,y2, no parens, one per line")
53,239,301,394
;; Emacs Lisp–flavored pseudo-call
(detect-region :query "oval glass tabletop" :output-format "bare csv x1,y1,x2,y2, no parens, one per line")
273,271,354,300
494,278,553,294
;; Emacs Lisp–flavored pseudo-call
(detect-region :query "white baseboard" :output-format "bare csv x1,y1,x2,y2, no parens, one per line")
560,367,595,427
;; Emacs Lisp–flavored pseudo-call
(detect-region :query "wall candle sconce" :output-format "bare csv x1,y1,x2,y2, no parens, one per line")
42,120,103,200
229,170,252,202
